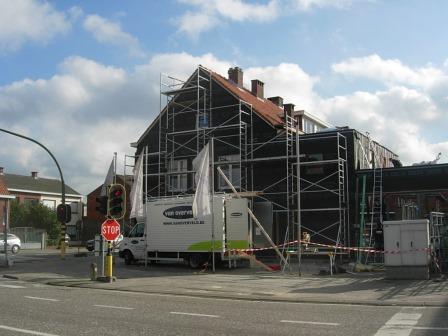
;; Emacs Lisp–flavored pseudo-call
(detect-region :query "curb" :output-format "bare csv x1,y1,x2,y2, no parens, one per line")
3,274,19,280
5,274,447,308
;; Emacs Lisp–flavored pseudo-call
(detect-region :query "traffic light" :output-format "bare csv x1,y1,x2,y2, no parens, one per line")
56,204,72,223
108,184,126,219
96,195,108,215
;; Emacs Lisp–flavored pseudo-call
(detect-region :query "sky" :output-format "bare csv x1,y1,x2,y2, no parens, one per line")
1,0,448,195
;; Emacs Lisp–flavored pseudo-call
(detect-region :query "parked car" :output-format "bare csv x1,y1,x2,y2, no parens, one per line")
0,233,21,254
85,234,123,252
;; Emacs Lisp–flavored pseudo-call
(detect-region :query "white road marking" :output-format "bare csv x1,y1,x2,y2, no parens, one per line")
170,311,220,318
413,326,448,330
374,309,423,336
0,284,26,289
24,296,60,302
94,304,135,310
0,324,60,336
280,320,340,326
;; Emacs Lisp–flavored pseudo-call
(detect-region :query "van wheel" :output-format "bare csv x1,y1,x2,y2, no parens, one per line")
188,254,205,269
123,250,134,265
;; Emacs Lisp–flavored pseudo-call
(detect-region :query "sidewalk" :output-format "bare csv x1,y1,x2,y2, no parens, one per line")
2,252,448,307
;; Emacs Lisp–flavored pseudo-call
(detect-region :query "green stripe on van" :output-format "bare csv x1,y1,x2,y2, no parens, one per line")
187,240,249,251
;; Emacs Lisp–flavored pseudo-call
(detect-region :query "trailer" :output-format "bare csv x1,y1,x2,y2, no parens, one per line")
119,194,251,268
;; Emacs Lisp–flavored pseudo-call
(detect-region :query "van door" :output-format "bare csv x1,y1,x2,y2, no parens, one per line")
125,223,146,260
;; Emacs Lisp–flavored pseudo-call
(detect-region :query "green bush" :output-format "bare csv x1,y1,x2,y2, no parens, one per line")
10,200,61,245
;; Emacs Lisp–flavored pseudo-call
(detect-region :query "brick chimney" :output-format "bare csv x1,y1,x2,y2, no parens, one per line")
251,79,264,99
0,167,3,175
268,96,283,107
31,171,38,179
283,103,295,116
228,67,243,88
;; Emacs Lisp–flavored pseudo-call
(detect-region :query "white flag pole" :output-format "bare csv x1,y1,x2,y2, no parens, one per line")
211,138,215,273
144,146,148,268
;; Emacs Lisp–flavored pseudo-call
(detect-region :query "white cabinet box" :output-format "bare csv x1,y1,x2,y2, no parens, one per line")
383,219,430,279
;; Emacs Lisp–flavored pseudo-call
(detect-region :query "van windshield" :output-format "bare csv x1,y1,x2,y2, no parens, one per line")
128,223,144,238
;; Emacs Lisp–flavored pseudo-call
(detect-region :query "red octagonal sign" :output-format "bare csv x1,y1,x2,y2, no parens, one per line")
101,219,121,241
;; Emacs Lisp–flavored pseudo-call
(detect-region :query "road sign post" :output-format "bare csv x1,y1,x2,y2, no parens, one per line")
100,219,120,282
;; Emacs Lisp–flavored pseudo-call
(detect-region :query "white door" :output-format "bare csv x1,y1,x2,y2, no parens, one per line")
383,223,401,266
126,223,146,259
412,228,429,266
400,229,415,266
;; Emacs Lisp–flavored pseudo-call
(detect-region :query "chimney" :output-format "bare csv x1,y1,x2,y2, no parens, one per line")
228,67,243,88
251,79,264,99
31,171,38,179
283,103,295,116
268,96,283,107
0,167,3,175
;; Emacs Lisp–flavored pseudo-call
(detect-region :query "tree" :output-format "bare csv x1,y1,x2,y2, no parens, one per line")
10,200,61,245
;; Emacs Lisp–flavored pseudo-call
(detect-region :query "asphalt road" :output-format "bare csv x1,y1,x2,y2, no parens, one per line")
1,277,448,336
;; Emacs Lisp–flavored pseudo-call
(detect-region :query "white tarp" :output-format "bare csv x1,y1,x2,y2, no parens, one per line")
130,153,144,219
100,158,115,196
192,143,211,218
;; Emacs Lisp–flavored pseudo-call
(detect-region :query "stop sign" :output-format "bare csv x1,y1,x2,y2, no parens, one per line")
101,219,121,241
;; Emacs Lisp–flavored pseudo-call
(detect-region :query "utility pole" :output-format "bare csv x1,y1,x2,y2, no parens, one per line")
0,128,67,259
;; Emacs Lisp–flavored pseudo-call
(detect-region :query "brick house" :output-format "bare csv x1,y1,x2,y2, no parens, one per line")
0,167,83,239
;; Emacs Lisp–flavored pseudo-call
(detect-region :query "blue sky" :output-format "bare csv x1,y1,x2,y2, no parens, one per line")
1,0,448,194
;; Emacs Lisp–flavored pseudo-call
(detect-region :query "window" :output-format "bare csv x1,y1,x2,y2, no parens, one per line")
128,223,145,238
24,198,38,205
168,159,188,192
303,119,317,134
218,154,241,189
42,199,56,210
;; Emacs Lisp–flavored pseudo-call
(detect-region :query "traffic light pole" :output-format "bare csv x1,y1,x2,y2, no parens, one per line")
0,128,67,259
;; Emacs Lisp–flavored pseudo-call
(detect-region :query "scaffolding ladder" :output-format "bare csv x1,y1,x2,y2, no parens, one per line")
285,111,297,246
429,212,444,271
359,140,384,264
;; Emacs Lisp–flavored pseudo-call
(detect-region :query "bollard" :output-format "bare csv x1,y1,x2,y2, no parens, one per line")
90,262,97,281
105,241,113,282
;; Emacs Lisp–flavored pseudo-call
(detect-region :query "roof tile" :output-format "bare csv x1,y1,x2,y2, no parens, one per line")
211,71,285,127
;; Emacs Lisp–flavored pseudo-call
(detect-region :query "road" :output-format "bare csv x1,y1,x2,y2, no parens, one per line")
0,277,448,336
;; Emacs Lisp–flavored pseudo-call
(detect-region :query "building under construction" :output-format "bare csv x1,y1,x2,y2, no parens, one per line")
132,65,447,265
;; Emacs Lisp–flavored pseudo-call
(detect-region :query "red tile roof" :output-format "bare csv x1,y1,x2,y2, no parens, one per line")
0,175,11,196
211,71,285,127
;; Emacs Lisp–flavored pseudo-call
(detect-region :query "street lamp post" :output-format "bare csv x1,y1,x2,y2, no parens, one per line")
0,128,67,258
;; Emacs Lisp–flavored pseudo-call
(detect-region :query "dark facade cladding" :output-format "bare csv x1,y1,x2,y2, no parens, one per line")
356,164,448,222
135,66,397,249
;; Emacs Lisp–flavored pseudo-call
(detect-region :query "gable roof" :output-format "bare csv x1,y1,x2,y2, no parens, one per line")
3,173,81,196
136,65,300,146
210,70,285,127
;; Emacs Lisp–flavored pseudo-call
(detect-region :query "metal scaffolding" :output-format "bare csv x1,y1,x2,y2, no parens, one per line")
136,66,353,269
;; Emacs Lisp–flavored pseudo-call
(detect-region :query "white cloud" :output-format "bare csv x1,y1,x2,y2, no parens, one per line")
176,0,279,38
175,0,361,38
244,63,320,112
0,0,71,52
332,54,445,89
292,0,355,11
0,53,231,194
68,6,84,21
1,52,447,195
83,14,145,57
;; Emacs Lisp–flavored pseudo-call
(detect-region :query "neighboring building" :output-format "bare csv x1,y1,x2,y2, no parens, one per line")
296,110,332,134
0,175,15,231
84,175,133,240
0,167,83,239
132,65,398,251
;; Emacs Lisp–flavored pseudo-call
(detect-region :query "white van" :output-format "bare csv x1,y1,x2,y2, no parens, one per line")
119,195,250,268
